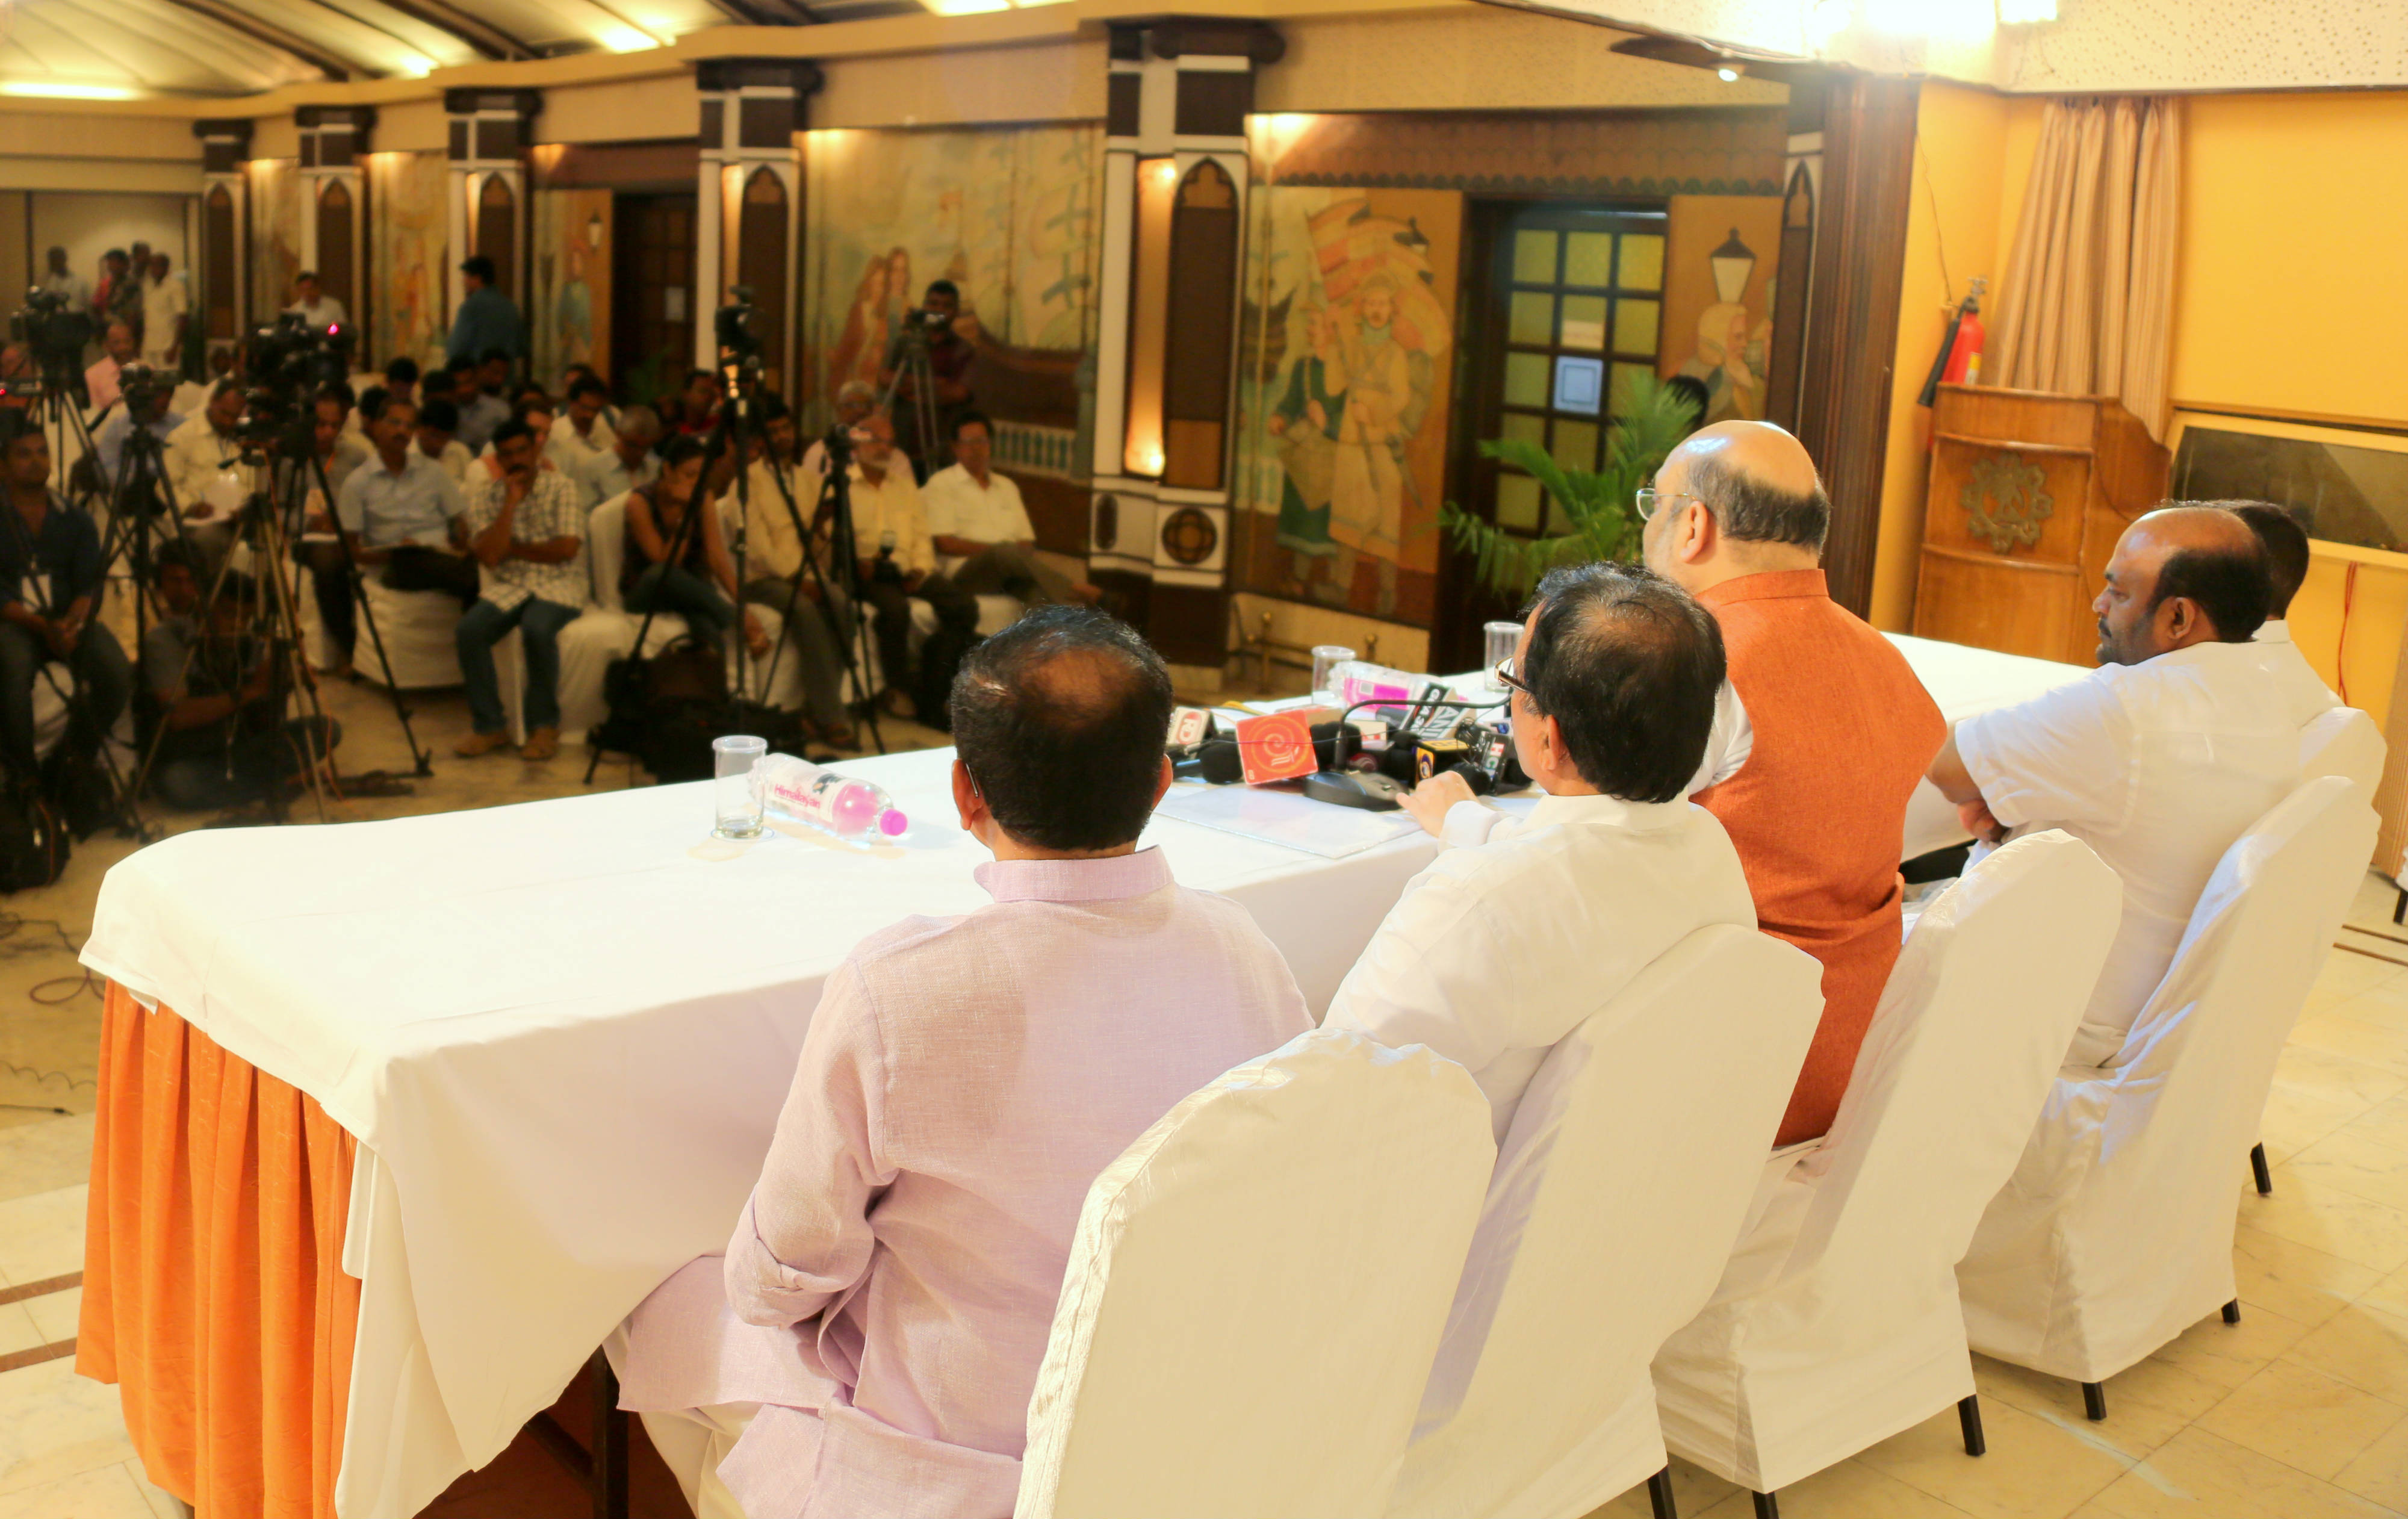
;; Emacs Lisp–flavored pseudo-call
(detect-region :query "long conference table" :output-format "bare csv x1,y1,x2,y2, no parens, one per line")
73,633,2087,1519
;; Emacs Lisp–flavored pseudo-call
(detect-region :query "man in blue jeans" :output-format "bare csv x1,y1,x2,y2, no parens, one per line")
455,418,586,761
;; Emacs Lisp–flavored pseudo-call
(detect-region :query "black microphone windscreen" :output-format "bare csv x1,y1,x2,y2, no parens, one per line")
1197,740,1244,785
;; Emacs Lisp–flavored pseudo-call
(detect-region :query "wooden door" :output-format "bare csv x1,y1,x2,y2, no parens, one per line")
612,192,697,405
1435,199,1669,669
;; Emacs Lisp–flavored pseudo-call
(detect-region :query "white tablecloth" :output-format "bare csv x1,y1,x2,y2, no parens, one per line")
78,633,2086,1519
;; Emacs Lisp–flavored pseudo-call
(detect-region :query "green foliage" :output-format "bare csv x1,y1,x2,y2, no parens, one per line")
1441,373,1702,597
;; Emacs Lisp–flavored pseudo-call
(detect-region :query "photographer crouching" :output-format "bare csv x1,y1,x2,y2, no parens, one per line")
139,544,338,810
0,411,128,783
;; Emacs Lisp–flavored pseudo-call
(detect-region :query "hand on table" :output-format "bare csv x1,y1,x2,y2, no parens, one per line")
1957,798,2009,846
1401,769,1476,838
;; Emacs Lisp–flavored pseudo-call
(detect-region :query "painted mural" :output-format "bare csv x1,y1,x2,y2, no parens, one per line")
1660,194,1783,424
800,125,1103,428
1232,186,1462,624
370,151,448,371
247,158,301,330
532,188,613,388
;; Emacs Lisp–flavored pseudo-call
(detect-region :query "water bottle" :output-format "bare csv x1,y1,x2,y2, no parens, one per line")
752,754,910,841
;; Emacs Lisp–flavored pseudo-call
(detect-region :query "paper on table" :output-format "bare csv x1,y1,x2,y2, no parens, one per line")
1155,780,1424,859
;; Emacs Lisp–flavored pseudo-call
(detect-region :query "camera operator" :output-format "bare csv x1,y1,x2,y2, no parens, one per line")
848,408,976,721
286,271,346,332
0,412,128,781
140,545,340,810
85,323,135,414
39,247,87,313
739,396,852,748
92,367,182,485
162,380,253,564
881,279,975,479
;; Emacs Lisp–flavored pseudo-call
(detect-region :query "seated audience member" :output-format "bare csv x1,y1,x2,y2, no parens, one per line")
454,355,510,452
623,435,765,658
161,379,251,561
419,362,460,411
85,322,135,413
619,606,1312,1518
381,355,420,411
550,375,617,471
453,419,586,762
140,549,340,809
1324,561,1755,1141
669,368,720,437
923,411,1102,609
0,414,129,779
285,270,346,331
332,395,476,621
1928,506,2297,1066
413,398,473,489
308,385,371,494
800,380,878,484
167,344,225,420
574,403,661,509
92,379,181,488
738,399,852,747
1639,420,1946,1148
475,397,559,471
2227,500,2341,719
849,409,978,718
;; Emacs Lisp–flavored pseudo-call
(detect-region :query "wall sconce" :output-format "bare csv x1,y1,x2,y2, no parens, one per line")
586,211,604,252
1711,229,1756,304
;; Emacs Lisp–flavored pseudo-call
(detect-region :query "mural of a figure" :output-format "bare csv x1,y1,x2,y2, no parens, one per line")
556,246,595,373
1676,300,1767,423
830,247,907,394
1269,300,1345,592
1326,275,1426,617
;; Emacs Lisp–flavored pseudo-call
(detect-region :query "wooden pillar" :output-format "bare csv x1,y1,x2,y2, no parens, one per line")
445,89,542,361
694,59,818,389
1089,17,1282,671
193,119,250,373
1781,69,1918,618
295,106,372,350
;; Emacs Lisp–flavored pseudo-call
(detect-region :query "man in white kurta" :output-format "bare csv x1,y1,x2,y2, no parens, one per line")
1324,561,1758,1142
2229,500,2342,723
618,607,1313,1519
1930,506,2300,1066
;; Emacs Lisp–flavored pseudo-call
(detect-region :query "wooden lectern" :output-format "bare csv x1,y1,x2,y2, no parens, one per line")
1913,384,2170,665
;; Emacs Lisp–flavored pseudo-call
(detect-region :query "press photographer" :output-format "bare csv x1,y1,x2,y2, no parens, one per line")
140,545,339,810
0,411,129,784
162,381,252,562
92,363,181,486
881,278,974,479
10,284,96,407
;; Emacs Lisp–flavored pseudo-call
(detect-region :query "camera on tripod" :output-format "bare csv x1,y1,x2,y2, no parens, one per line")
11,287,93,383
238,313,353,451
715,291,765,368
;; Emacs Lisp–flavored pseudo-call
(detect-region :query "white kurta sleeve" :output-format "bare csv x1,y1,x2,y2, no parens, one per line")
1955,671,2133,832
724,958,894,1329
1322,862,1512,1080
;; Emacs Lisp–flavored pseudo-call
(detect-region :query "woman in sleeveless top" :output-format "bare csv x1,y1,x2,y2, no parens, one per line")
622,435,768,657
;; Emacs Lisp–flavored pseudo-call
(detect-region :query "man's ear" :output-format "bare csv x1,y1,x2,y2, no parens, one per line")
1678,501,1716,565
951,759,985,835
1150,753,1174,809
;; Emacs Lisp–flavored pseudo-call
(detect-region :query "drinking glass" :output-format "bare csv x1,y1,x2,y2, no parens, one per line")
1311,644,1356,704
1484,621,1524,692
713,735,768,839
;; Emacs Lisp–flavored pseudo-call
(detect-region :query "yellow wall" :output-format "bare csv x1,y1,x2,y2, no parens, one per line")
2172,92,2408,424
1866,84,2040,630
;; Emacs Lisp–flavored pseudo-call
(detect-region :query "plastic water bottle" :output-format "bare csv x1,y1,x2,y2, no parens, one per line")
752,754,910,841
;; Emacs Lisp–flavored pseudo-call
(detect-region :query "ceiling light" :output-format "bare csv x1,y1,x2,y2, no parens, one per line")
1715,65,1739,81
594,25,656,52
0,80,139,99
927,0,1008,13
1997,0,2055,19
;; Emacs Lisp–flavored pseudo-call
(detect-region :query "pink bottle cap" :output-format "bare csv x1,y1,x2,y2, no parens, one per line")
879,809,909,837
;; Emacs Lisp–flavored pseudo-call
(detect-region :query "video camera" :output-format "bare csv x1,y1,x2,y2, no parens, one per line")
11,287,94,381
902,305,954,335
238,313,353,450
715,290,764,365
117,361,166,411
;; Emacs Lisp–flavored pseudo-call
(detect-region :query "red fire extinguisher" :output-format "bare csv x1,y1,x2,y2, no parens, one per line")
1918,276,1987,406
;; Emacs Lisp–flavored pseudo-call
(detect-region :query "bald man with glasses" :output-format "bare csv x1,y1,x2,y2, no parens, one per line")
1640,420,1946,1150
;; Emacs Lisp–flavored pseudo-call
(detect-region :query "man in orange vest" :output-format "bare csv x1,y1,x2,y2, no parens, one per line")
1641,420,1946,1148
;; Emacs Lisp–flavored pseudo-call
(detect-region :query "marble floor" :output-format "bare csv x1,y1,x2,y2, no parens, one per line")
5,670,2408,1516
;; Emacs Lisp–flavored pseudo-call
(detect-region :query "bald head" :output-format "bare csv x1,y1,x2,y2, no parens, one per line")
1642,420,1829,594
2094,505,2271,666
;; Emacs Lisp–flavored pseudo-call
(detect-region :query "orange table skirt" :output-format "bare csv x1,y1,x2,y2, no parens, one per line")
79,983,364,1519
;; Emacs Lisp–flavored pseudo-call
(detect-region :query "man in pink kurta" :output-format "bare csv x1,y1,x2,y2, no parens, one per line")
618,607,1312,1518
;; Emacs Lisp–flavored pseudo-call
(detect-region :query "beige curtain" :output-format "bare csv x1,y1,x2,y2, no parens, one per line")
1988,96,2182,438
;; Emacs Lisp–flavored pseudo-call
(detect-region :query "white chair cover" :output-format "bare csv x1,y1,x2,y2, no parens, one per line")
1652,831,2121,1492
1017,1028,1494,1519
1386,925,1824,1519
2300,704,2384,799
1958,776,2374,1382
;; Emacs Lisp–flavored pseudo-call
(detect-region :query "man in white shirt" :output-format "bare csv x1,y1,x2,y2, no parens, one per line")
38,247,87,312
573,403,660,509
850,409,977,719
922,411,1100,609
140,254,188,370
1324,561,1758,1140
286,270,346,331
1928,506,2299,1066
548,374,617,471
412,399,474,489
161,380,253,561
2226,500,2342,722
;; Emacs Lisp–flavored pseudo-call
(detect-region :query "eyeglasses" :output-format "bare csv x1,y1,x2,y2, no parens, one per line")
1494,655,1534,700
1634,487,1708,523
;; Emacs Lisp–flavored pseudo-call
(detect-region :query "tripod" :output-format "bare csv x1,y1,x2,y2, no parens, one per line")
743,427,885,757
880,323,944,480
